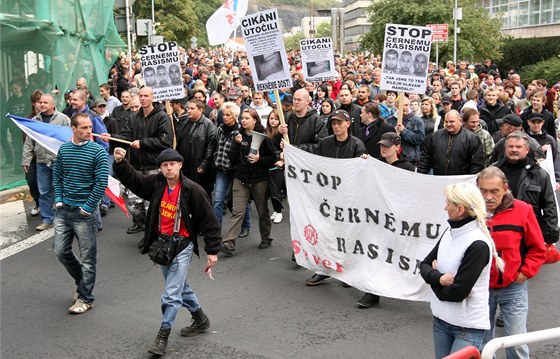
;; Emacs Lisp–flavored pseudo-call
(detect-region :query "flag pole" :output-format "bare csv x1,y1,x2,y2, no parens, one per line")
92,133,133,145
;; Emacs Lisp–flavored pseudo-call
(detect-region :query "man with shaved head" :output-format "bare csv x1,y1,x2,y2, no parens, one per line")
103,86,173,238
278,88,327,151
418,110,485,175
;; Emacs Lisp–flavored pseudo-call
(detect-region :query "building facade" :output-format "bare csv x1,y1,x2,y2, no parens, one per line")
483,0,560,38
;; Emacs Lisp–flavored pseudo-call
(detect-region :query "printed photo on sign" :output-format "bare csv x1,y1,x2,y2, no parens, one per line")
254,52,285,81
300,37,336,82
306,61,331,77
140,41,184,101
240,9,292,92
380,24,433,94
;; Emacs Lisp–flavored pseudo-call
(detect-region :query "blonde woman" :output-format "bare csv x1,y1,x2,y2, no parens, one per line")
420,97,441,139
421,182,504,359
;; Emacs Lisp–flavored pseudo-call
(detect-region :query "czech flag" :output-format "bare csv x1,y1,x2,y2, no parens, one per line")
8,114,128,216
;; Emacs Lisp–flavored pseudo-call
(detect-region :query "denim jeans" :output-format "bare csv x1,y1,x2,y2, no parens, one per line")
37,162,54,224
213,170,251,229
53,205,98,304
26,159,40,206
483,281,529,359
160,241,200,329
432,316,485,359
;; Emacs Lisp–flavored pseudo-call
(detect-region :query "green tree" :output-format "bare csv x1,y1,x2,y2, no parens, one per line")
360,0,505,64
133,0,221,48
284,32,306,51
315,21,332,39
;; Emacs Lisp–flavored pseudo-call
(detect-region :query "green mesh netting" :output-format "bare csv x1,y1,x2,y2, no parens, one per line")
0,0,126,191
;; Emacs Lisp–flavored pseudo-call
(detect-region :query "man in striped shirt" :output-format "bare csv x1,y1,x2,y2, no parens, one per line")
53,112,109,315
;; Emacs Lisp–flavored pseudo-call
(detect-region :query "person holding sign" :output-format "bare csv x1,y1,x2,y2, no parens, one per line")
278,89,327,152
305,109,367,286
421,182,504,358
385,96,425,167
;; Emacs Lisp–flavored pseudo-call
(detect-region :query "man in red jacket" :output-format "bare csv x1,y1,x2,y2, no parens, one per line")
477,166,546,359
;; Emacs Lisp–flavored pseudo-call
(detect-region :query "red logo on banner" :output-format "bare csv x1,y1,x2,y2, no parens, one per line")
304,224,318,245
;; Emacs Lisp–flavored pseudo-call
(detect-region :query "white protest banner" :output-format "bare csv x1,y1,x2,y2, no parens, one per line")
139,42,184,101
300,37,336,83
380,24,433,94
283,145,475,301
240,9,292,92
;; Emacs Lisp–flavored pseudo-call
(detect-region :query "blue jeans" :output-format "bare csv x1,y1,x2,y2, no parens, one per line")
160,241,200,329
483,281,529,359
53,205,98,304
37,162,54,224
213,170,251,229
432,316,485,359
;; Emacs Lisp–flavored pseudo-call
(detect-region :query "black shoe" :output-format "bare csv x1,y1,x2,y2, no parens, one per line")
180,308,210,337
148,326,171,356
220,241,235,257
305,274,330,286
258,239,272,249
127,224,144,234
357,293,380,308
342,282,352,288
291,252,296,262
99,205,108,217
239,228,250,238
137,238,146,249
496,315,504,327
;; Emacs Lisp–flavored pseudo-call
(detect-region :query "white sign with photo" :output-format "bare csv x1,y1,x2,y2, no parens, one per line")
380,24,433,94
240,9,292,92
139,42,184,101
300,37,336,83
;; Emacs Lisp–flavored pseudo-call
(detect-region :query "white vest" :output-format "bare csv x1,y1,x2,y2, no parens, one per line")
430,220,492,330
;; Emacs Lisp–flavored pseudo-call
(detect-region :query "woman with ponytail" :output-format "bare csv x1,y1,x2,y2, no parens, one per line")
421,182,504,359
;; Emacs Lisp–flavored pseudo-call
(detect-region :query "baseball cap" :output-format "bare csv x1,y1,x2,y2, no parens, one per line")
91,99,107,108
496,114,523,127
281,93,293,105
527,112,544,122
378,132,401,146
170,97,188,106
441,95,452,104
331,109,351,122
227,87,242,100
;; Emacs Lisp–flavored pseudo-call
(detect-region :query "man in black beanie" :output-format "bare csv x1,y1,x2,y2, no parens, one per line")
113,147,222,356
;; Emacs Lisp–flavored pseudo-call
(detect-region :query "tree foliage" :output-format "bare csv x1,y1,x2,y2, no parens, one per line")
315,22,332,39
360,0,505,64
519,55,560,85
283,32,306,51
498,37,560,73
133,0,221,48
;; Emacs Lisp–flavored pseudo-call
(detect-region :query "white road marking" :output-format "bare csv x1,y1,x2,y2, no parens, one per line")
0,228,53,260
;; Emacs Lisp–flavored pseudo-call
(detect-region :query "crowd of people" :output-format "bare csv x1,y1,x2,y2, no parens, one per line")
2,46,560,357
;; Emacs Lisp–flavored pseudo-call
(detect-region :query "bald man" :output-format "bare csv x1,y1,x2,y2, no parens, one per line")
278,88,327,151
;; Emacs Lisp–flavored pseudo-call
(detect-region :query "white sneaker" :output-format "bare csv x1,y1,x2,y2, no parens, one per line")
31,205,40,216
270,212,278,221
273,213,283,223
36,222,53,231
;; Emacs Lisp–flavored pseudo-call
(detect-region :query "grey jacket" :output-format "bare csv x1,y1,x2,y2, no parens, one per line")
22,111,71,165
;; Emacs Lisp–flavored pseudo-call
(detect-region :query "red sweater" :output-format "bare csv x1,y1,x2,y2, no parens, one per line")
487,195,546,288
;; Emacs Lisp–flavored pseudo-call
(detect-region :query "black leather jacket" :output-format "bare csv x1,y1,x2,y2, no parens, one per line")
496,158,559,244
417,127,485,175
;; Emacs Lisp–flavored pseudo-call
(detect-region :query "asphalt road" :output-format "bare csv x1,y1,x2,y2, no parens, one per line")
1,200,560,359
